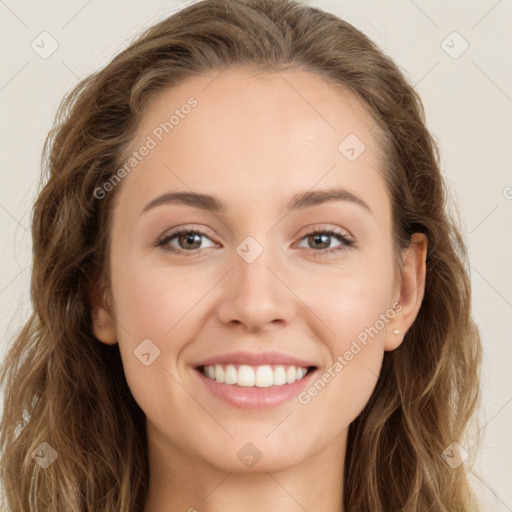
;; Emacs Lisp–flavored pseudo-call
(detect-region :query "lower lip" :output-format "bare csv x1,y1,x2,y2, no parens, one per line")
194,367,317,410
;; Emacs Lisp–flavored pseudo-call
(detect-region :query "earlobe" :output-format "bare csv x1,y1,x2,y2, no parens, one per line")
90,290,118,345
385,233,428,352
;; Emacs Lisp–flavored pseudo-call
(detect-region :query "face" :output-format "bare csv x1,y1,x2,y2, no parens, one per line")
92,67,426,474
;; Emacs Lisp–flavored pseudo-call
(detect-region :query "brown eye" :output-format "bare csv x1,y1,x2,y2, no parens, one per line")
156,229,216,254
295,228,354,255
307,233,333,250
177,232,203,250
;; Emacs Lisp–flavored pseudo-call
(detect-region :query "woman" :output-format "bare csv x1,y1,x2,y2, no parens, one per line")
0,0,483,510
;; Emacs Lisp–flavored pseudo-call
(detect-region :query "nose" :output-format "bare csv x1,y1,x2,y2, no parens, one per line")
216,245,296,333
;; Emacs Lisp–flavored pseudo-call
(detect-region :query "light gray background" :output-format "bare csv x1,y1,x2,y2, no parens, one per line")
0,1,511,510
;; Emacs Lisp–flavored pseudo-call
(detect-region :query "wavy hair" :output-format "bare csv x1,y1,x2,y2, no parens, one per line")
0,0,483,510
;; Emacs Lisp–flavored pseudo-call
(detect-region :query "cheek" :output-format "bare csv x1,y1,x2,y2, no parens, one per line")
295,255,395,401
109,257,219,427
318,285,391,365
301,256,395,345
111,252,217,339
291,279,393,447
109,249,233,407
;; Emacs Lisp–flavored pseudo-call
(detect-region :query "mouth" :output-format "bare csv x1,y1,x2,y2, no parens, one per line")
196,363,317,388
193,363,319,410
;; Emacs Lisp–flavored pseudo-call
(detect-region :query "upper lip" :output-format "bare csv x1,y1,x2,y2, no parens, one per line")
194,351,318,368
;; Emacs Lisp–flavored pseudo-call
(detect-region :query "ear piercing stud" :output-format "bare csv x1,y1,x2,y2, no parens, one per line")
393,329,403,335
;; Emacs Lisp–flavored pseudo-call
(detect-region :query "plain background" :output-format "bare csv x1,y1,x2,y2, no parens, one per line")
0,0,511,510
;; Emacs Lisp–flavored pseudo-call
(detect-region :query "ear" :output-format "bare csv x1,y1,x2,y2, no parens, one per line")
385,232,428,351
89,288,118,345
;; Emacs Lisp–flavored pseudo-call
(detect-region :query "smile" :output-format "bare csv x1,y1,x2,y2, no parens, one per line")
200,363,314,388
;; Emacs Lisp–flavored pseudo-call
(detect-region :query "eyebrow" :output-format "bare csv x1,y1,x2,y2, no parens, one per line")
140,186,372,216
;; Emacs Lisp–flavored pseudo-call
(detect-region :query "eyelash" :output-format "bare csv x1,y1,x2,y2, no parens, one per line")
155,226,354,257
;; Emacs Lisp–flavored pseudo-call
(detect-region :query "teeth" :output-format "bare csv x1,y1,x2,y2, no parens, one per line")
255,365,272,388
238,365,255,387
201,364,311,387
225,364,237,384
215,364,225,383
286,366,296,384
273,366,287,386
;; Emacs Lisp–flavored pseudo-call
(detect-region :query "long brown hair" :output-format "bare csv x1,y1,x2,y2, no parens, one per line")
0,0,483,510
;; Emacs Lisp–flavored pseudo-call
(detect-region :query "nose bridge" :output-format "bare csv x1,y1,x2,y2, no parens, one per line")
216,233,294,330
233,233,282,303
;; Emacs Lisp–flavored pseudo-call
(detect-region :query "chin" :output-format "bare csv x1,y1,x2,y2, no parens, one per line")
197,435,314,474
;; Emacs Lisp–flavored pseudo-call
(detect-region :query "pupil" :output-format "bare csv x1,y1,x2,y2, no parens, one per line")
310,233,329,249
181,233,201,249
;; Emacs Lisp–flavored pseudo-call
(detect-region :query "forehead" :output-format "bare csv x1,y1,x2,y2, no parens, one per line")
115,67,389,219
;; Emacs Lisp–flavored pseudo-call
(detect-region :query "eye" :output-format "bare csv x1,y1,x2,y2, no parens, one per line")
294,227,354,255
155,228,216,255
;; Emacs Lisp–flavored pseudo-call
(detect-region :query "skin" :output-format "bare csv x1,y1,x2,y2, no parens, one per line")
91,67,427,512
